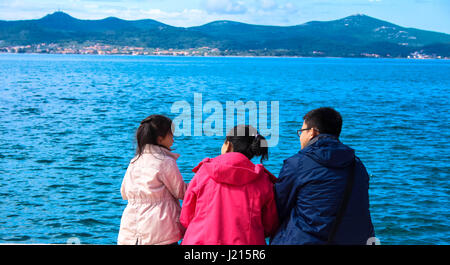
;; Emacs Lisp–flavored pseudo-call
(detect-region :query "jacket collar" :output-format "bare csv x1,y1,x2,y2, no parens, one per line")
301,134,354,168
143,144,180,160
304,133,339,149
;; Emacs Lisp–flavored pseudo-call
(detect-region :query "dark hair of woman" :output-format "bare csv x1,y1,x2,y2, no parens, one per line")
225,125,269,163
132,114,173,163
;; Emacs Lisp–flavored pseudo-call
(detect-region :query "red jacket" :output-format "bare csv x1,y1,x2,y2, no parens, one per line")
180,152,279,245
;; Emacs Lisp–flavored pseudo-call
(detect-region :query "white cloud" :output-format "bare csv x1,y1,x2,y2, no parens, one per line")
245,1,301,24
260,0,277,10
140,9,215,27
279,2,300,14
0,0,304,26
204,0,247,14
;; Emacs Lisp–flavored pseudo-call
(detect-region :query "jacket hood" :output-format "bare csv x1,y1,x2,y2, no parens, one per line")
302,134,355,168
192,152,275,186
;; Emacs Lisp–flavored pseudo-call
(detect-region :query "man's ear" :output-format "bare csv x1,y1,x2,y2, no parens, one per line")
226,141,234,152
311,129,320,138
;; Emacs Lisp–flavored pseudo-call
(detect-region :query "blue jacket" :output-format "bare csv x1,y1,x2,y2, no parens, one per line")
270,134,375,245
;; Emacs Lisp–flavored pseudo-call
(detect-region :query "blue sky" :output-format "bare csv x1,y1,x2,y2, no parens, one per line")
0,0,449,33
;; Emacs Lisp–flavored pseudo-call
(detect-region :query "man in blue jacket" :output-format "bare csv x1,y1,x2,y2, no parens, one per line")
270,107,375,245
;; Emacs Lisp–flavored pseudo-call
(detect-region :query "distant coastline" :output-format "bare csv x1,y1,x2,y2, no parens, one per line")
1,12,449,60
1,51,448,60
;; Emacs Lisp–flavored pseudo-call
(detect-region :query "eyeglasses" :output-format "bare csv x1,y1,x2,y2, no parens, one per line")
297,128,318,137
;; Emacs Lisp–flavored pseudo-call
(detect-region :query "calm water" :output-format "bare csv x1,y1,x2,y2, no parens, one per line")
0,54,448,245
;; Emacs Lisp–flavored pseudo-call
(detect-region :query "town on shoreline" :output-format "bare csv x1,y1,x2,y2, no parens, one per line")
1,43,447,59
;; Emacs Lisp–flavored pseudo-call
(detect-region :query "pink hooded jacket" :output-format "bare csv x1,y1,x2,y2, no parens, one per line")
180,152,279,245
117,144,188,245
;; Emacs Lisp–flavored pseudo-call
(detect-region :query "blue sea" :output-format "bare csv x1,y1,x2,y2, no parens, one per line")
0,54,448,245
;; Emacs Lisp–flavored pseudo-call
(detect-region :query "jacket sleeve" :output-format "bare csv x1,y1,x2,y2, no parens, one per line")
262,183,280,237
180,174,198,229
120,165,131,200
274,157,300,222
159,158,188,200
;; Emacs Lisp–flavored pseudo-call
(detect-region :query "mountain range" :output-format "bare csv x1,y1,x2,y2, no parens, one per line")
1,12,449,57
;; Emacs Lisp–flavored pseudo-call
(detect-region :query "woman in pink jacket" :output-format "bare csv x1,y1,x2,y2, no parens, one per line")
118,115,188,245
180,125,279,245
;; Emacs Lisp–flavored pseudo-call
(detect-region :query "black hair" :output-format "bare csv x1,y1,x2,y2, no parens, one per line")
303,107,343,137
132,114,173,163
225,125,269,163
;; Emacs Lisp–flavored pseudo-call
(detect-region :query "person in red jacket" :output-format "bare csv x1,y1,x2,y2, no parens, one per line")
180,125,279,245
